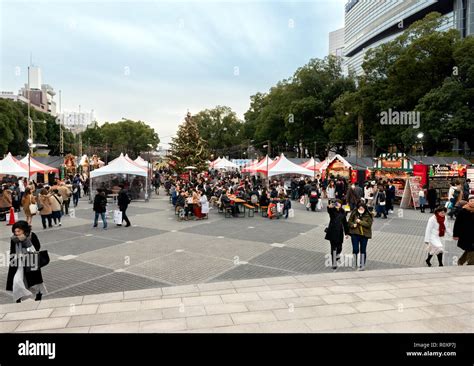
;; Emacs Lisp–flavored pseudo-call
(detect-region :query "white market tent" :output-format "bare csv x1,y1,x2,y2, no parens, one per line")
134,156,149,168
209,157,222,168
266,153,314,177
0,153,29,178
213,157,239,170
90,153,147,178
90,153,148,201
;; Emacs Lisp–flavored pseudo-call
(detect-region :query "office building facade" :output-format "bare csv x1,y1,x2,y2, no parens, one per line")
342,0,473,75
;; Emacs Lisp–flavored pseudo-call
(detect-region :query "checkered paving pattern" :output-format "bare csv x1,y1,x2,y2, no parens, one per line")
0,191,464,304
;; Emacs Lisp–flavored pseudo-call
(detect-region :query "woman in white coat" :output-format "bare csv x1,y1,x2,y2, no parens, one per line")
424,206,451,267
199,189,209,219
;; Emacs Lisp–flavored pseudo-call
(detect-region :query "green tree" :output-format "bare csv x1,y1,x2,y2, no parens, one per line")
168,112,209,173
193,106,243,157
81,119,159,160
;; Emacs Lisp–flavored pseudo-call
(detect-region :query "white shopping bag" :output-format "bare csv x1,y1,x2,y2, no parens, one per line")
317,200,323,211
288,209,295,218
113,210,123,224
277,203,283,213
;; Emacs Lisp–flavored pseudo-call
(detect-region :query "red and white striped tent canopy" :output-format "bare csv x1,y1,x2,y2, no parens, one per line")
20,154,59,174
0,153,29,177
241,156,272,173
300,157,325,172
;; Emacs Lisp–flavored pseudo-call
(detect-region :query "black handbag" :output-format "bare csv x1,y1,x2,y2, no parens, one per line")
24,250,50,272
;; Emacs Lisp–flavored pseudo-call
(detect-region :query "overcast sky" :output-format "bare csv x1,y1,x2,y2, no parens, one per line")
0,0,345,148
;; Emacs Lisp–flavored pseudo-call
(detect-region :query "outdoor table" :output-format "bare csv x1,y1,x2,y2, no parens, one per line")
227,196,247,217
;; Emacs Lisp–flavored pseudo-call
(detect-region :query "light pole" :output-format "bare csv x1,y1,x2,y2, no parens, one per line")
27,139,35,179
417,132,424,163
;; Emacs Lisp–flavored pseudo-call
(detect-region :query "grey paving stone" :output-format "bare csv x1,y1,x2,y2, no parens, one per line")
210,264,296,282
46,272,168,299
126,251,232,285
43,236,122,256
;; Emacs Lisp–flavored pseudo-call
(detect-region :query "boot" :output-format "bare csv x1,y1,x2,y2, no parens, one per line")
16,298,21,303
35,293,42,301
426,254,433,267
437,253,443,267
353,254,358,269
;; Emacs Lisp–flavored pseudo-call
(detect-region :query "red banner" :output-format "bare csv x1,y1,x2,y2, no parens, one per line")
413,164,428,188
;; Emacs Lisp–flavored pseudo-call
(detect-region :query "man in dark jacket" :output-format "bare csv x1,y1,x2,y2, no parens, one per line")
453,195,474,265
93,189,108,229
385,180,396,214
117,185,131,227
325,200,349,269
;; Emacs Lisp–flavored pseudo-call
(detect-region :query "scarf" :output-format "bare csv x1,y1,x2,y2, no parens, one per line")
435,213,446,237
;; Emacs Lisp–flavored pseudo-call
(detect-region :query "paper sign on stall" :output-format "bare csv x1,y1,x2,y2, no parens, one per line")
400,177,422,209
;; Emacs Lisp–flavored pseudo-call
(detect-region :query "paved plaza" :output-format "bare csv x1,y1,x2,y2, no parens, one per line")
0,189,466,305
0,266,471,333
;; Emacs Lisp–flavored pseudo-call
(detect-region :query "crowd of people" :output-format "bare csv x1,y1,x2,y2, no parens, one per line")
2,168,473,303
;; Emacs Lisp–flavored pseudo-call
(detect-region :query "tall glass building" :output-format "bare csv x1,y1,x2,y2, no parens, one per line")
343,0,474,75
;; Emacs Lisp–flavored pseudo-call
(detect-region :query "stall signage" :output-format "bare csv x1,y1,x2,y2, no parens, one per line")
432,165,459,177
382,160,402,169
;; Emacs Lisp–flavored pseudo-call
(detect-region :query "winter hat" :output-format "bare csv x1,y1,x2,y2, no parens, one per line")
468,194,474,201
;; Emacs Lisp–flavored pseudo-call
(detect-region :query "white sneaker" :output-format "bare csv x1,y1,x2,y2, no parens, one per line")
358,266,365,271
59,223,62,226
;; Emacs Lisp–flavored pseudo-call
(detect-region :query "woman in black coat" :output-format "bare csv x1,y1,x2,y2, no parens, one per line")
427,185,438,213
453,196,474,265
325,200,349,269
6,220,46,303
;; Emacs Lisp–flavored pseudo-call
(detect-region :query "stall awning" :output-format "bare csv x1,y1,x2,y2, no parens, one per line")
213,157,239,170
20,154,59,174
264,153,314,177
90,153,147,178
134,156,149,168
0,153,29,177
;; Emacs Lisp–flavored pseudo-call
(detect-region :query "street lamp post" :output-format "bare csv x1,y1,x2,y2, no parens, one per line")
417,132,424,163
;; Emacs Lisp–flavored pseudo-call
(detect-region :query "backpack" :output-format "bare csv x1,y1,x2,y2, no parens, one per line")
379,192,386,203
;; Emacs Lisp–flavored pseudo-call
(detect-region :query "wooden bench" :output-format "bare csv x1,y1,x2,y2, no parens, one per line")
243,203,255,217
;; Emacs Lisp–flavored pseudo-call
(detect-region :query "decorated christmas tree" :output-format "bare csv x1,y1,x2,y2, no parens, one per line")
168,111,209,173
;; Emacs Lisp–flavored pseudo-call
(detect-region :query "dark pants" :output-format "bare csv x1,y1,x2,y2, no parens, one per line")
351,234,369,267
119,206,131,226
291,189,298,200
63,199,70,215
375,205,387,218
52,211,61,224
330,240,343,267
428,201,436,213
185,204,194,217
41,214,53,229
385,198,393,213
310,202,317,212
94,212,107,228
73,193,80,207
458,251,474,265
